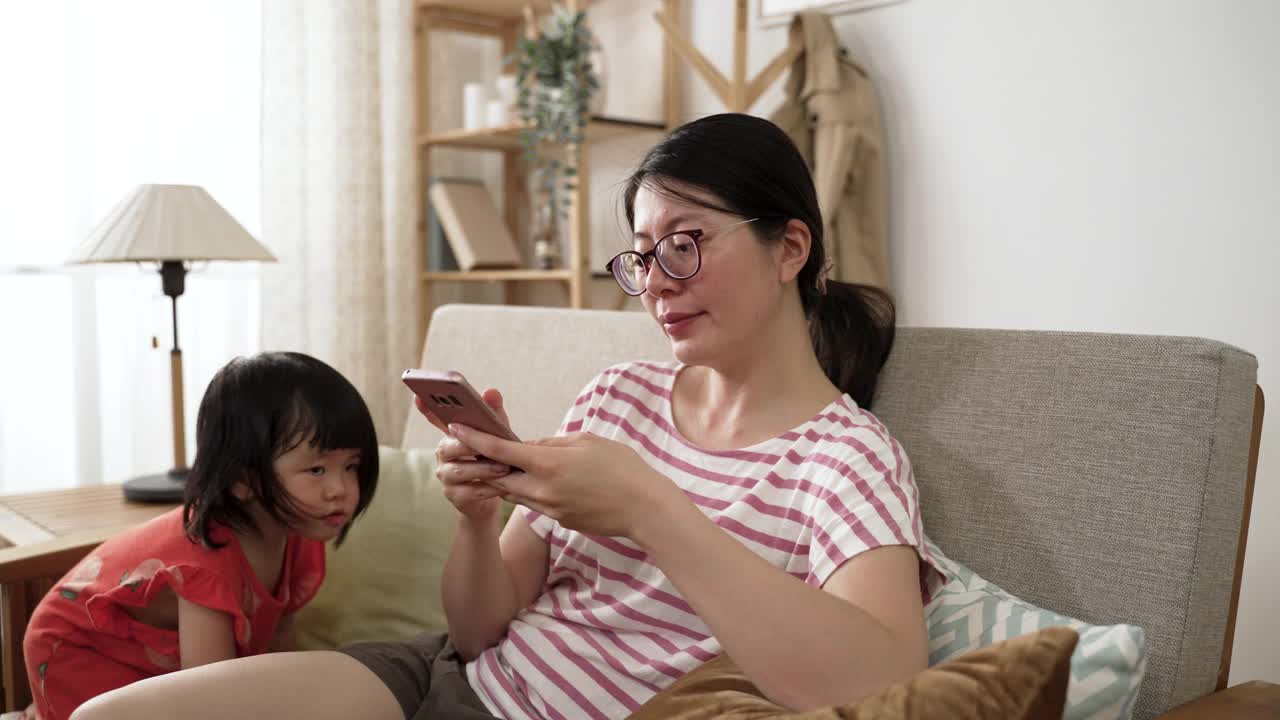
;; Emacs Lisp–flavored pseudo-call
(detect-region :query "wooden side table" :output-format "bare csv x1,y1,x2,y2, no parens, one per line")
0,484,175,548
0,485,175,711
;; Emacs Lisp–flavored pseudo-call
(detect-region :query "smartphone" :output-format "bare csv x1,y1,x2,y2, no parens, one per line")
401,369,520,443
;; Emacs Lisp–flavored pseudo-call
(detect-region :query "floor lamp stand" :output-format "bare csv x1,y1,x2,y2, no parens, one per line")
122,261,190,503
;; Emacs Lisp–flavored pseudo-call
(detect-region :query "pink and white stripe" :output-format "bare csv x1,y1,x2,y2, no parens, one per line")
466,362,944,720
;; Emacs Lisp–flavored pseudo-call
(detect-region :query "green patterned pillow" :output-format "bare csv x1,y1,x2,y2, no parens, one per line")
925,541,1147,720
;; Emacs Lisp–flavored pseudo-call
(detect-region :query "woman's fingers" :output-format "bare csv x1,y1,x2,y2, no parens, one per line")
487,473,551,513
482,388,513,429
438,459,511,486
443,481,504,504
498,491,554,518
448,423,539,471
435,434,503,465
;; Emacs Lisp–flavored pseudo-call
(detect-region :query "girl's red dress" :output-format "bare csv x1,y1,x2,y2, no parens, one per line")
23,507,325,720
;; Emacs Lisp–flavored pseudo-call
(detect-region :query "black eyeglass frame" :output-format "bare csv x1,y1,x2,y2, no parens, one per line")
604,217,759,297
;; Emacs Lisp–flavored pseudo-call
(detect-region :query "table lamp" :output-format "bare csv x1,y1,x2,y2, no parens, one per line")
68,184,276,503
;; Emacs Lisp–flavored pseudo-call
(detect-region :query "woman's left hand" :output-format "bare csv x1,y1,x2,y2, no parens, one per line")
445,424,681,539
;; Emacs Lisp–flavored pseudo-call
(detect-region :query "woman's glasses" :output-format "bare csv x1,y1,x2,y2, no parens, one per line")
605,218,759,296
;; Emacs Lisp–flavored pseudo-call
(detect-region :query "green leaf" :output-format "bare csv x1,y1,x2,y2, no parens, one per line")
508,1,597,165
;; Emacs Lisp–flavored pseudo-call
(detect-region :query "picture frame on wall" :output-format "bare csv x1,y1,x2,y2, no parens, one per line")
757,0,906,27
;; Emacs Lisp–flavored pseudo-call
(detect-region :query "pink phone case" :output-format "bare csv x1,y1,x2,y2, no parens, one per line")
401,369,520,442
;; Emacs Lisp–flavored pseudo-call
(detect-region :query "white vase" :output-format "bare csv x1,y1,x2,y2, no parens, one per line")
485,99,509,126
463,82,487,130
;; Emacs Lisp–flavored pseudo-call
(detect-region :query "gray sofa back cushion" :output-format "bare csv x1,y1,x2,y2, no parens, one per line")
874,328,1255,718
404,306,1257,719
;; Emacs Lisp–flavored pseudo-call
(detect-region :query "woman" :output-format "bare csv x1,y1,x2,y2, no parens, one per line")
73,113,944,720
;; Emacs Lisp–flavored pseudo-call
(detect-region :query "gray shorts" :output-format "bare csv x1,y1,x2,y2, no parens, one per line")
339,632,500,720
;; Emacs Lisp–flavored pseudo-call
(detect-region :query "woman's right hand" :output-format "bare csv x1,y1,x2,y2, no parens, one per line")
417,388,513,520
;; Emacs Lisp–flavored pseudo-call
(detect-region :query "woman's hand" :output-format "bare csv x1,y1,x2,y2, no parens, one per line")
445,425,683,539
417,389,512,521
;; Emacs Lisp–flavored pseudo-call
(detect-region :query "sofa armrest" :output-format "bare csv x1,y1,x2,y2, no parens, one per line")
0,529,114,711
1156,681,1280,719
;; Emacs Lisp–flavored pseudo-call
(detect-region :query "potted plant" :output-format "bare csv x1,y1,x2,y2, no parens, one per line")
509,5,600,267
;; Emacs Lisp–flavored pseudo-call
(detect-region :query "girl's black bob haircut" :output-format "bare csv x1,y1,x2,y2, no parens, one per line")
182,351,378,548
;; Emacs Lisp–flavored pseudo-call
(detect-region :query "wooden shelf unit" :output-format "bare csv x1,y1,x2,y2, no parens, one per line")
420,116,664,152
412,1,680,345
422,269,573,283
418,0,562,20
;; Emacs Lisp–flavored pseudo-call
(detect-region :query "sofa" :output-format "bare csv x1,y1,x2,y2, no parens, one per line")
0,304,1266,718
297,304,1264,720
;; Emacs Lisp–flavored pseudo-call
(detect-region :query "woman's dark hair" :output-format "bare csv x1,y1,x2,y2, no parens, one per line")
183,352,379,548
622,113,895,408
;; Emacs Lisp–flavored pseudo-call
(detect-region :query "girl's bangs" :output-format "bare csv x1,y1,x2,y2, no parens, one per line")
274,387,376,458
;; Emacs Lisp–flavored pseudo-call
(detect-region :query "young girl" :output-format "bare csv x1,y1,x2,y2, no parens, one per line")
23,351,379,720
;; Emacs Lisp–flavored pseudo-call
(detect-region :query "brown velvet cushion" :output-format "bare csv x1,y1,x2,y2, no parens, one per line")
625,626,1079,720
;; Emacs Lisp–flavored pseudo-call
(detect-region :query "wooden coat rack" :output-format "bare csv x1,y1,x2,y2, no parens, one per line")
654,0,802,113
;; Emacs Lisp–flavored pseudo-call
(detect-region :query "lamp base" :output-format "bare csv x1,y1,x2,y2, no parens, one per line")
122,469,188,504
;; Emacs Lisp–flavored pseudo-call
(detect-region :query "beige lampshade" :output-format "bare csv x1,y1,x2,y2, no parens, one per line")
69,184,275,264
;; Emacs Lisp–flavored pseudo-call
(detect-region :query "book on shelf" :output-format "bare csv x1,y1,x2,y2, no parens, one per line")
427,177,521,271
425,189,458,271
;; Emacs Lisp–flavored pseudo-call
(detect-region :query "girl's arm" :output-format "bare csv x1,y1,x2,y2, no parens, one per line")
441,509,550,660
636,497,928,711
177,595,237,669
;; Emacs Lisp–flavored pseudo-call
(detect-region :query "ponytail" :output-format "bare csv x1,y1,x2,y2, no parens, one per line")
805,282,895,409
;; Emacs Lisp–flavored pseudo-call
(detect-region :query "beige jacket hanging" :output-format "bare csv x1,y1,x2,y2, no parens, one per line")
770,12,889,289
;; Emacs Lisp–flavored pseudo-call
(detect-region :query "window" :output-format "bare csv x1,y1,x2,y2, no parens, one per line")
0,0,262,493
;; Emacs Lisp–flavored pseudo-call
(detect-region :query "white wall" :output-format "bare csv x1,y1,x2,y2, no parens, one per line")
679,0,1279,683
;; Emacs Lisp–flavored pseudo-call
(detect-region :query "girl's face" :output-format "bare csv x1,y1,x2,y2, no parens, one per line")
271,441,362,541
631,183,785,367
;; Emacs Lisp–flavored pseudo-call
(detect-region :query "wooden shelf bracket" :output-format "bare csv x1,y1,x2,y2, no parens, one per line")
654,0,802,113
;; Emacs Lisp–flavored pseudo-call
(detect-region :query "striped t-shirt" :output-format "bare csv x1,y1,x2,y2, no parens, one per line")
466,361,944,720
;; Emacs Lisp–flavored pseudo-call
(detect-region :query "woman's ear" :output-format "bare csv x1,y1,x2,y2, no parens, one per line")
777,219,812,284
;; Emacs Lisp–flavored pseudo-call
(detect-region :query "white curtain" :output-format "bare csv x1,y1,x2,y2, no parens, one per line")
0,0,261,494
260,0,420,446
